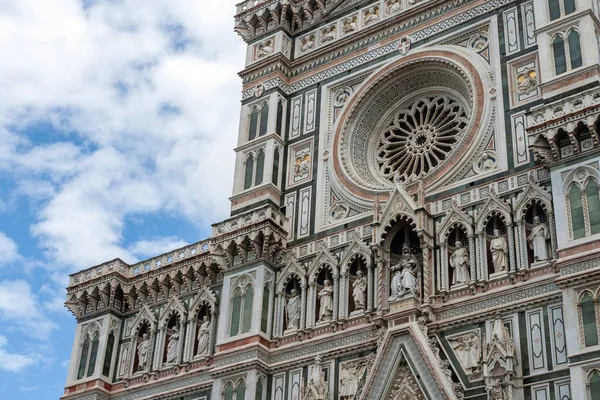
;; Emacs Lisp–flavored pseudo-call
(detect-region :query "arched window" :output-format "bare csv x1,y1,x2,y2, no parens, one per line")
569,184,586,239
224,382,234,400
549,0,561,20
249,108,259,141
102,332,115,377
272,148,280,185
77,336,90,380
261,285,270,333
242,286,254,334
244,154,254,190
236,380,247,400
582,293,598,346
87,334,99,376
587,180,600,235
590,370,600,400
568,30,582,69
256,378,264,400
259,104,269,136
230,288,243,337
553,36,567,74
255,151,265,185
564,0,576,15
276,101,284,136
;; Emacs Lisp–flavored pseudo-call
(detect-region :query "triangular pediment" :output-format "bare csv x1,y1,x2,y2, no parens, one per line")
360,323,459,400
308,249,339,278
130,304,158,333
437,202,474,242
378,185,419,234
277,259,307,290
340,237,372,268
514,179,553,222
474,192,512,234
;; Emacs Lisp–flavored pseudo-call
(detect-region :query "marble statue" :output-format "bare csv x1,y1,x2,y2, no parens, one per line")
487,378,509,400
321,26,336,43
449,331,480,373
300,35,315,53
386,0,402,15
342,16,358,34
165,327,179,364
255,39,273,59
137,333,150,371
339,363,358,399
318,280,333,322
352,270,367,310
489,229,508,273
196,316,211,356
390,244,418,300
286,289,301,330
450,241,470,285
527,216,549,262
363,7,380,25
118,345,128,376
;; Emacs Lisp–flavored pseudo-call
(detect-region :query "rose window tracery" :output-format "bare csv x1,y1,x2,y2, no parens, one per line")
376,95,468,182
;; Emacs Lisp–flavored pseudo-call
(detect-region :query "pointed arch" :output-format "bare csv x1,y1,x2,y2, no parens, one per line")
259,102,269,136
553,34,567,75
568,29,582,69
244,153,255,190
255,149,265,185
248,106,259,140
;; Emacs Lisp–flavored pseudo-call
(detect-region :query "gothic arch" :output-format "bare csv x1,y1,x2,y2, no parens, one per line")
340,238,372,275
475,195,512,234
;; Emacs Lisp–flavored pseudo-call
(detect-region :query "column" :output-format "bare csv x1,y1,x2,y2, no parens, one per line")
515,221,526,270
422,244,431,303
333,275,339,322
339,273,347,319
183,319,193,362
274,292,282,337
439,244,447,293
468,235,476,287
548,212,558,260
367,263,373,313
306,283,314,329
507,223,517,274
300,284,307,331
477,234,486,281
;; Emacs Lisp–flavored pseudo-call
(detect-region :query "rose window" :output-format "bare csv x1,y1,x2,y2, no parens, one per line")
376,95,468,182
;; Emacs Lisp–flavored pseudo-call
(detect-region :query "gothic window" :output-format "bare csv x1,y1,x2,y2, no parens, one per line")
77,336,90,380
256,377,264,399
249,107,259,141
244,154,254,190
259,103,269,136
569,184,586,239
260,284,270,333
102,332,115,377
568,30,582,69
549,0,575,20
590,370,600,399
549,0,561,20
229,278,254,337
224,382,234,400
272,147,280,185
581,293,598,346
587,180,600,234
88,335,99,376
553,35,567,74
255,150,265,185
236,380,247,400
276,101,284,136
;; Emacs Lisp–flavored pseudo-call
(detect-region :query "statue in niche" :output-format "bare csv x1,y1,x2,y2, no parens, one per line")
303,355,328,400
449,331,481,374
487,378,510,400
285,289,301,330
352,270,367,310
527,216,549,262
450,241,470,285
339,363,358,399
390,244,418,300
489,229,508,273
165,326,179,364
318,280,334,322
136,333,150,371
196,316,211,356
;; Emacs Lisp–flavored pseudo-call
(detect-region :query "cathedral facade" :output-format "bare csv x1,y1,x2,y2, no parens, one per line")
62,0,600,399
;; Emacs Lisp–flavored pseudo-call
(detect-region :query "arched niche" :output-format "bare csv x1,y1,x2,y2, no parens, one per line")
282,276,302,334
446,226,471,290
484,214,510,277
132,322,152,374
383,219,422,303
346,255,368,316
313,266,335,326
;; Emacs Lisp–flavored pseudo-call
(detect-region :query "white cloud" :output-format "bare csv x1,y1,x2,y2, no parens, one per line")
0,0,244,271
128,236,189,260
0,336,35,373
0,232,20,265
0,280,57,339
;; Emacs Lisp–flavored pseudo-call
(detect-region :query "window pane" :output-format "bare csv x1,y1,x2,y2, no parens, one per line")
259,104,269,136
587,180,600,235
553,36,567,75
549,0,561,20
243,286,254,333
569,30,582,69
244,155,254,190
87,335,100,376
591,371,600,400
236,381,246,400
276,101,284,136
249,108,258,140
256,379,264,400
261,287,270,333
77,337,90,380
564,0,576,15
102,333,115,377
224,384,234,400
570,185,586,239
272,148,280,185
582,293,598,346
255,151,265,185
230,289,242,337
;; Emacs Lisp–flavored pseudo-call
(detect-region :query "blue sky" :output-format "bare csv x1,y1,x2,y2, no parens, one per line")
0,1,244,398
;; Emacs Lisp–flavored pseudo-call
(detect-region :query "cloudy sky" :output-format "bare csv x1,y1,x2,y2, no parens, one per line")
0,1,244,398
